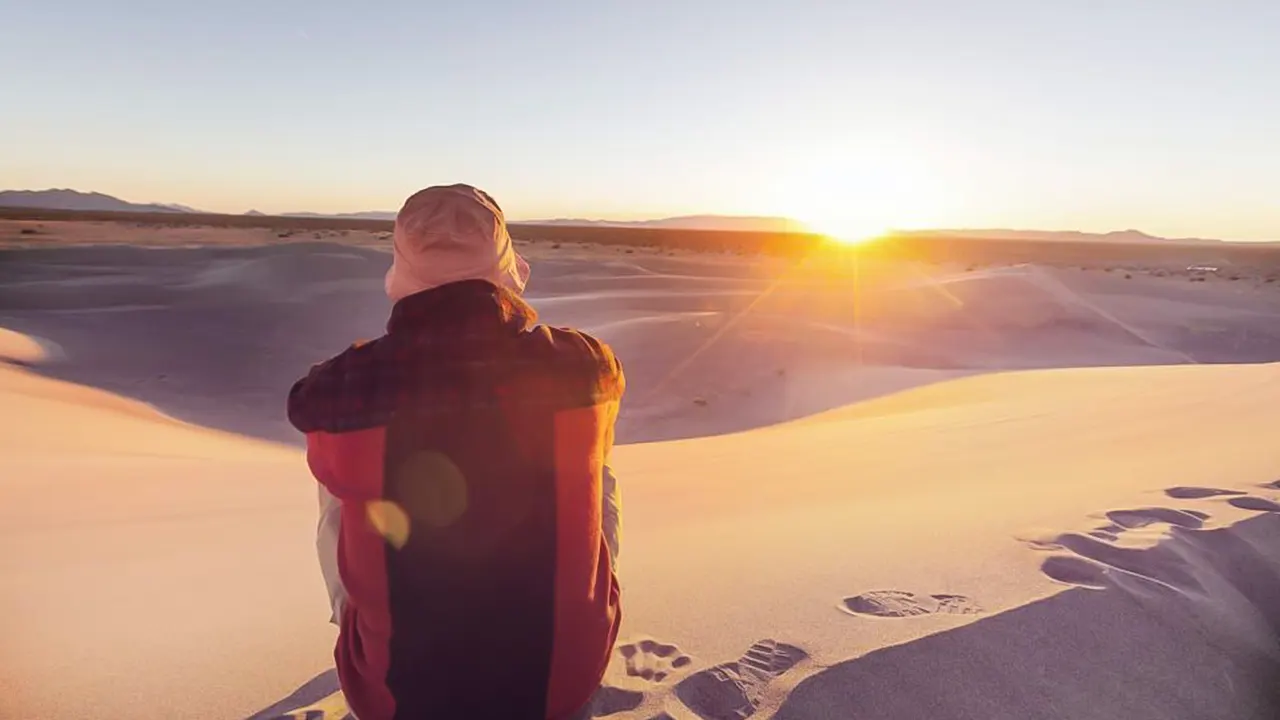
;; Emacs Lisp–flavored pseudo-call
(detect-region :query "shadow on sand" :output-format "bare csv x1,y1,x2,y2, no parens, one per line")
245,669,348,720
774,513,1280,720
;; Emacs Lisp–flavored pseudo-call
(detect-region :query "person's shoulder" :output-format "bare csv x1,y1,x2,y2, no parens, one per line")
521,324,625,400
534,325,622,374
547,326,620,367
287,335,399,433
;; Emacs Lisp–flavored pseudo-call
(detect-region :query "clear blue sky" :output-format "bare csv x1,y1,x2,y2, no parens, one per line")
3,1,1277,240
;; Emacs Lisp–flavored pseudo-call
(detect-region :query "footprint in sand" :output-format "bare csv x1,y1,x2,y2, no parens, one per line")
674,639,807,720
1070,506,1213,546
618,639,693,683
1032,505,1217,592
1046,532,1204,594
840,590,983,618
1105,507,1205,530
1228,496,1280,513
1164,486,1245,500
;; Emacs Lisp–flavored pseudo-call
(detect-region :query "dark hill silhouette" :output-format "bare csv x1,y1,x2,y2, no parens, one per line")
0,189,200,214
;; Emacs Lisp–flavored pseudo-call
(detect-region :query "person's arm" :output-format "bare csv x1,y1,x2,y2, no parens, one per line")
601,463,621,571
288,340,386,625
316,484,347,625
564,328,625,572
600,353,623,571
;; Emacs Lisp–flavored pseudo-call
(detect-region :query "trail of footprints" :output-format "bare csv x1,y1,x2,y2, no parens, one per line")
590,481,1280,716
271,480,1280,719
290,481,1280,718
1026,483,1280,592
593,588,984,716
595,585,984,719
266,483,1278,719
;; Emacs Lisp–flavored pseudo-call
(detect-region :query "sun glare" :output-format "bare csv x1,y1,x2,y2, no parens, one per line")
833,233,885,245
760,146,943,247
804,218,890,245
787,190,909,246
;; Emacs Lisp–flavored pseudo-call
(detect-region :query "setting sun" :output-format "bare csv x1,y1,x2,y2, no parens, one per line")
750,143,948,245
803,217,890,245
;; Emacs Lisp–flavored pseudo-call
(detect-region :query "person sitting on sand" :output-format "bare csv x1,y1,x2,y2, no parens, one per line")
287,184,624,720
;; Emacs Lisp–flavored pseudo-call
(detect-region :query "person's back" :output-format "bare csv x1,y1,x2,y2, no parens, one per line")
287,185,623,720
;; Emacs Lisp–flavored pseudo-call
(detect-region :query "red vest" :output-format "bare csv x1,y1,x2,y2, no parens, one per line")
288,280,623,720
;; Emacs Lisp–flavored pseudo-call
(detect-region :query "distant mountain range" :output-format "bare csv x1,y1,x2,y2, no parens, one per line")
0,189,200,214
264,213,808,230
0,191,808,231
270,210,400,220
0,188,1232,243
521,215,813,233
893,228,1219,244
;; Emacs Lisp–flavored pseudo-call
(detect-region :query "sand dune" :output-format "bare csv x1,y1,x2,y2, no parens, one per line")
2,228,1279,719
0,358,332,719
3,240,1278,444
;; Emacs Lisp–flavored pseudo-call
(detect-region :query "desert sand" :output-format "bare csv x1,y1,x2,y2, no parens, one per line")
2,220,1280,720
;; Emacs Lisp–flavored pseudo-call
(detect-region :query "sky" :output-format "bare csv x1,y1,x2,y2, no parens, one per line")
2,1,1278,240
